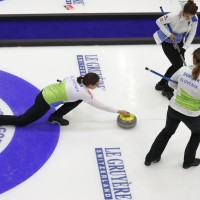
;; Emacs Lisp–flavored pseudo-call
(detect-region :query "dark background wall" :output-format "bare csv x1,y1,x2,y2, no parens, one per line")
0,13,199,46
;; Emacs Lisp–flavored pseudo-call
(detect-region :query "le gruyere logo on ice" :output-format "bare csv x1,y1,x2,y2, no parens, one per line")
77,54,106,90
0,70,60,194
95,147,132,200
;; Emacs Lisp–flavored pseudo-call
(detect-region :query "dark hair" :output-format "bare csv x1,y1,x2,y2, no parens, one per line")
77,72,100,86
183,0,198,15
192,48,200,80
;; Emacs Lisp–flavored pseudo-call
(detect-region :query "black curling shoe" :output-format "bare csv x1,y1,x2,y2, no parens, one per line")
183,158,200,169
155,82,166,91
144,157,161,166
48,115,69,126
162,89,174,100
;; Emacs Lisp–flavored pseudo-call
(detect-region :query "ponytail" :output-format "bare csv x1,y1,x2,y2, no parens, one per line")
192,48,200,80
77,76,84,84
192,63,200,80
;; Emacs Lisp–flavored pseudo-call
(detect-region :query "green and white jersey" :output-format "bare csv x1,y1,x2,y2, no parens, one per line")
42,75,93,107
42,80,67,107
42,75,117,113
169,65,200,116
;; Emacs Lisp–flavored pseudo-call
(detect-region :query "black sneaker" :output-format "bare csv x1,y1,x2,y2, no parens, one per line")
48,115,69,126
183,158,200,169
144,157,161,166
155,82,166,91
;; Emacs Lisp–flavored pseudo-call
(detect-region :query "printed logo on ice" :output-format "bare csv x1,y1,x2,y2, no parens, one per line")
95,147,133,200
66,0,85,5
77,54,106,91
65,0,85,9
0,70,60,194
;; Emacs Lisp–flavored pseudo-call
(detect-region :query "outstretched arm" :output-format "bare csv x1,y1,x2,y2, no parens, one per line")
87,99,130,117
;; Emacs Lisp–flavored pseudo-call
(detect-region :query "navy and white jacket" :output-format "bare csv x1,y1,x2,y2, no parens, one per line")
153,11,198,49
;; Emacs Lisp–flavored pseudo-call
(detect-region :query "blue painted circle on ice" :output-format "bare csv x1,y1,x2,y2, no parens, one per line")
0,70,60,194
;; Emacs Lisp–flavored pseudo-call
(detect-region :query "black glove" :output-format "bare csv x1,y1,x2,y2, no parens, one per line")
180,48,186,59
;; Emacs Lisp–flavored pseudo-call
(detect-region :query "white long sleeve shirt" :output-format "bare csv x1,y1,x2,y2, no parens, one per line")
169,66,200,117
153,11,198,49
42,75,118,113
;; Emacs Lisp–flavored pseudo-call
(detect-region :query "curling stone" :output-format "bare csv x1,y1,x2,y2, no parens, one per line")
117,113,137,129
